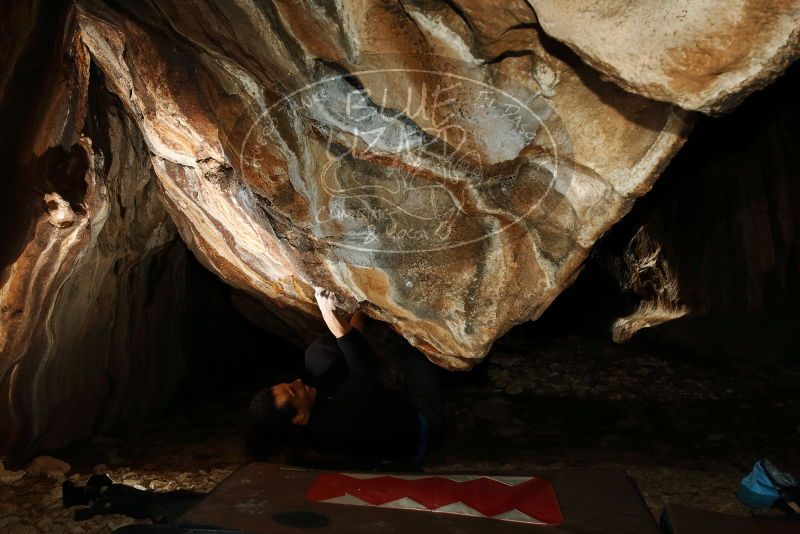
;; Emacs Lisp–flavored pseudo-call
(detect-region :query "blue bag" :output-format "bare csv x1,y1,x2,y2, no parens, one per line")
737,458,798,509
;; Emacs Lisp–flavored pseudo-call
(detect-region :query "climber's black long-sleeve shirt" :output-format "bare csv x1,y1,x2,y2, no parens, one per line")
305,329,420,460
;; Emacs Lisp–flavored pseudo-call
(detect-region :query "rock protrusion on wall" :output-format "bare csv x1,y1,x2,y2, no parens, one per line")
528,0,800,114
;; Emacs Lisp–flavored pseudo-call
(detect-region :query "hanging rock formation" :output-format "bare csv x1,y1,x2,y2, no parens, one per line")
529,0,800,114
0,0,798,455
70,0,690,369
599,63,800,353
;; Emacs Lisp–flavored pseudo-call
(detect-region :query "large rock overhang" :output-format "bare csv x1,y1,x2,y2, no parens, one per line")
73,0,690,368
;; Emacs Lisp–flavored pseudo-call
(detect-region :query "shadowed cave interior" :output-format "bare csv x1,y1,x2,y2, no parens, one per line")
5,66,799,521
1,3,799,533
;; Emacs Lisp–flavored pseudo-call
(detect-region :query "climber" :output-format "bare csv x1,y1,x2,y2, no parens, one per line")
249,286,446,465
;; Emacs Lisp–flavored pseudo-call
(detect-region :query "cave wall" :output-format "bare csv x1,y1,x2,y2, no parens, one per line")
0,2,187,456
599,62,800,357
0,0,798,456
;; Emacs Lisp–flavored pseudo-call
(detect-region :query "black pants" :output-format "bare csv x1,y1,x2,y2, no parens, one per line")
305,336,446,455
401,342,446,453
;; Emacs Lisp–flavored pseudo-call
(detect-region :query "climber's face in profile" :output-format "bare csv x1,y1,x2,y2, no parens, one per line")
271,378,317,426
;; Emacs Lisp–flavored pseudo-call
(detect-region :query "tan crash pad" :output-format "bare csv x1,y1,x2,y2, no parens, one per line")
179,463,659,534
661,504,800,533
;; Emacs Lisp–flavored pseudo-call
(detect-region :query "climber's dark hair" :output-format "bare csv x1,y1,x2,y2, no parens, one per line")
248,384,297,454
246,374,306,461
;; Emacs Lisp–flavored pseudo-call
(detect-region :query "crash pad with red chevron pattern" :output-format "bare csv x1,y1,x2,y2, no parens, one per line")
306,472,563,525
179,463,660,534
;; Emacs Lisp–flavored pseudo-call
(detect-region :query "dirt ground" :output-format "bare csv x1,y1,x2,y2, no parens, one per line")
1,332,798,533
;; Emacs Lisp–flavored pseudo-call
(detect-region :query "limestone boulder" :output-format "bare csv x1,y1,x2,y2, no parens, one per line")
26,456,70,480
0,469,26,484
71,0,688,368
528,0,800,114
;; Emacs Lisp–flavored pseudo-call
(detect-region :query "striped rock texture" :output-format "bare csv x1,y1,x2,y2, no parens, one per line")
70,0,690,367
0,0,795,454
